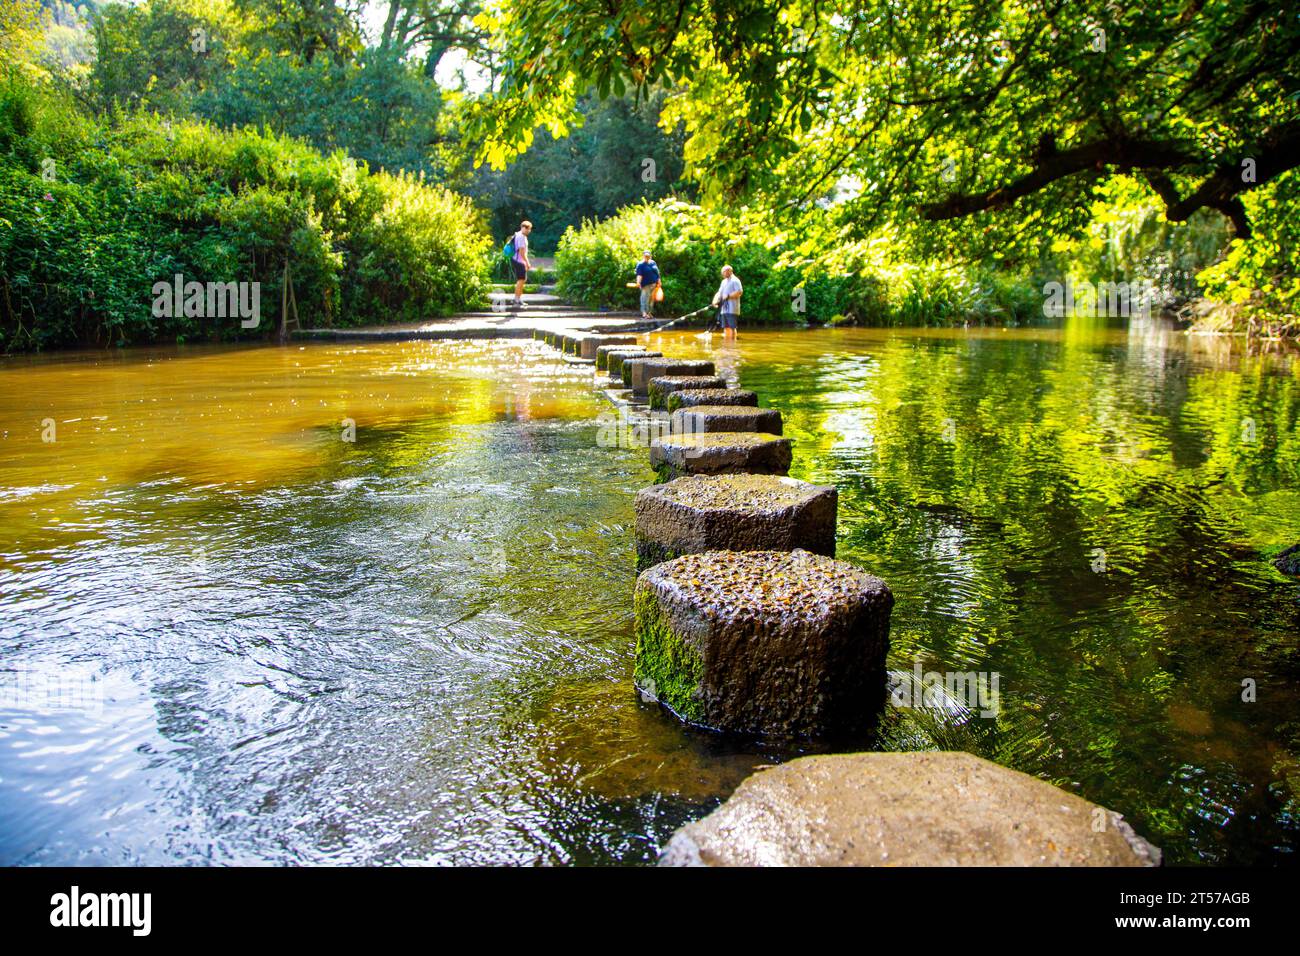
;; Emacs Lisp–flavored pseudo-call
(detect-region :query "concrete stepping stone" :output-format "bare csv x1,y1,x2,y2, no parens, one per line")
634,474,837,570
597,344,651,370
649,432,792,482
580,334,639,360
626,358,716,395
671,404,783,435
608,350,663,377
666,388,758,412
634,549,893,736
648,375,728,410
659,751,1163,867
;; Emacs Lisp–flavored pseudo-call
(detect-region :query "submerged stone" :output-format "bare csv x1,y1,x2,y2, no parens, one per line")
649,431,792,481
648,375,728,410
671,404,783,435
666,388,759,412
1273,542,1300,575
635,474,837,570
659,751,1163,867
609,350,662,377
627,358,716,396
633,549,893,737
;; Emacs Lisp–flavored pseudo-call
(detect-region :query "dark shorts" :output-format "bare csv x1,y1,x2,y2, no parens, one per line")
512,260,527,281
719,311,738,329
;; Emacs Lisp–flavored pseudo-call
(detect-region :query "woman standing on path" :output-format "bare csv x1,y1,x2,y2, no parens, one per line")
635,252,661,320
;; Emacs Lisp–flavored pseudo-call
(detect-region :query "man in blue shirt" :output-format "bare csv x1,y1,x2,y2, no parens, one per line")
634,252,661,319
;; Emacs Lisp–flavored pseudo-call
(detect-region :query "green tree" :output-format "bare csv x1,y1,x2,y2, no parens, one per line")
473,1,1298,238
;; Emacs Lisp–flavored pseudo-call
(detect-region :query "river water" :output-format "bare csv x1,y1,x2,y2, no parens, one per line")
1,319,1297,865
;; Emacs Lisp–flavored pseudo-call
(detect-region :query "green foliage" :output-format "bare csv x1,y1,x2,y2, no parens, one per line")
444,91,694,251
1196,172,1300,336
556,199,1042,326
475,0,1300,334
195,47,446,178
89,0,241,115
0,73,490,350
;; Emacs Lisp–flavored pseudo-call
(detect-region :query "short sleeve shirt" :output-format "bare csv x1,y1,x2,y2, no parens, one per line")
717,276,743,314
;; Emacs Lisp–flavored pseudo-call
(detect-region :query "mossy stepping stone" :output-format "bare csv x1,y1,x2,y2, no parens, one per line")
634,549,894,737
659,752,1162,867
597,344,650,370
635,474,837,571
627,358,716,395
648,375,728,410
581,334,638,360
666,388,758,412
609,350,663,376
671,404,783,435
649,431,792,481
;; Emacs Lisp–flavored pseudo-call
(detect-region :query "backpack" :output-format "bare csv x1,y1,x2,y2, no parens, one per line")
502,236,515,259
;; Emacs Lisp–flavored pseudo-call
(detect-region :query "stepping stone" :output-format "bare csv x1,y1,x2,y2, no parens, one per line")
649,432,792,482
648,375,728,410
666,388,758,412
627,358,716,396
596,344,649,370
608,350,662,377
634,549,893,736
659,751,1163,867
635,474,837,570
672,404,783,435
581,334,639,360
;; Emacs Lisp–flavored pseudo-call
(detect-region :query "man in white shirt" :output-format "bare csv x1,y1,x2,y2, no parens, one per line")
712,264,743,340
511,220,532,308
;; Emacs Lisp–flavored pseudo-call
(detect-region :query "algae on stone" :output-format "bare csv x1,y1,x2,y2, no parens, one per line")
666,389,758,412
648,375,729,410
633,586,706,724
635,549,893,738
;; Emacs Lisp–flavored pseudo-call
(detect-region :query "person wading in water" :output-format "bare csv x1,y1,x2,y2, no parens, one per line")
712,264,742,340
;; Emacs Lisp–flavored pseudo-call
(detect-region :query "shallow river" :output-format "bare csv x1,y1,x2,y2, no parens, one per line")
1,319,1297,864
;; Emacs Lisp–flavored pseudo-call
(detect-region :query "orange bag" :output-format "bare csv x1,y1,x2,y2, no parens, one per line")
653,283,664,303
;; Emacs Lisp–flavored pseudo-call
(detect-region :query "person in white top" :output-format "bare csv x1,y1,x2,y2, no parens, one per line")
712,264,743,340
511,220,532,308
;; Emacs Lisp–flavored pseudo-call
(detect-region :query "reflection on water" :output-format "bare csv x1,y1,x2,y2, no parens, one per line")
1,321,1298,864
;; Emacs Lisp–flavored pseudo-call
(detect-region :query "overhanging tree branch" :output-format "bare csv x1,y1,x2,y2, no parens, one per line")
921,120,1300,237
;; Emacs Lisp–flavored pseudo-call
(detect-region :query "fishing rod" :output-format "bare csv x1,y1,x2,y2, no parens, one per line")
652,303,716,333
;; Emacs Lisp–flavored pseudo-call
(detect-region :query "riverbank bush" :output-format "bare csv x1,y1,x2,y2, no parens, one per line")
1194,173,1299,338
0,73,491,351
555,200,1041,325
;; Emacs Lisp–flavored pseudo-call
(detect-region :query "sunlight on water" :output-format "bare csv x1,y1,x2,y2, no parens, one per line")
1,324,1298,864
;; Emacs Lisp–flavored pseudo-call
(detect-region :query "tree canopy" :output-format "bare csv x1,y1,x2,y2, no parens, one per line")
472,1,1300,244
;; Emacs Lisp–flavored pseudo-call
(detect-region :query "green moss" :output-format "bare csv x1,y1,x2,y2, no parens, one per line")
633,588,705,723
635,536,678,571
653,462,679,483
622,363,635,387
648,383,669,410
